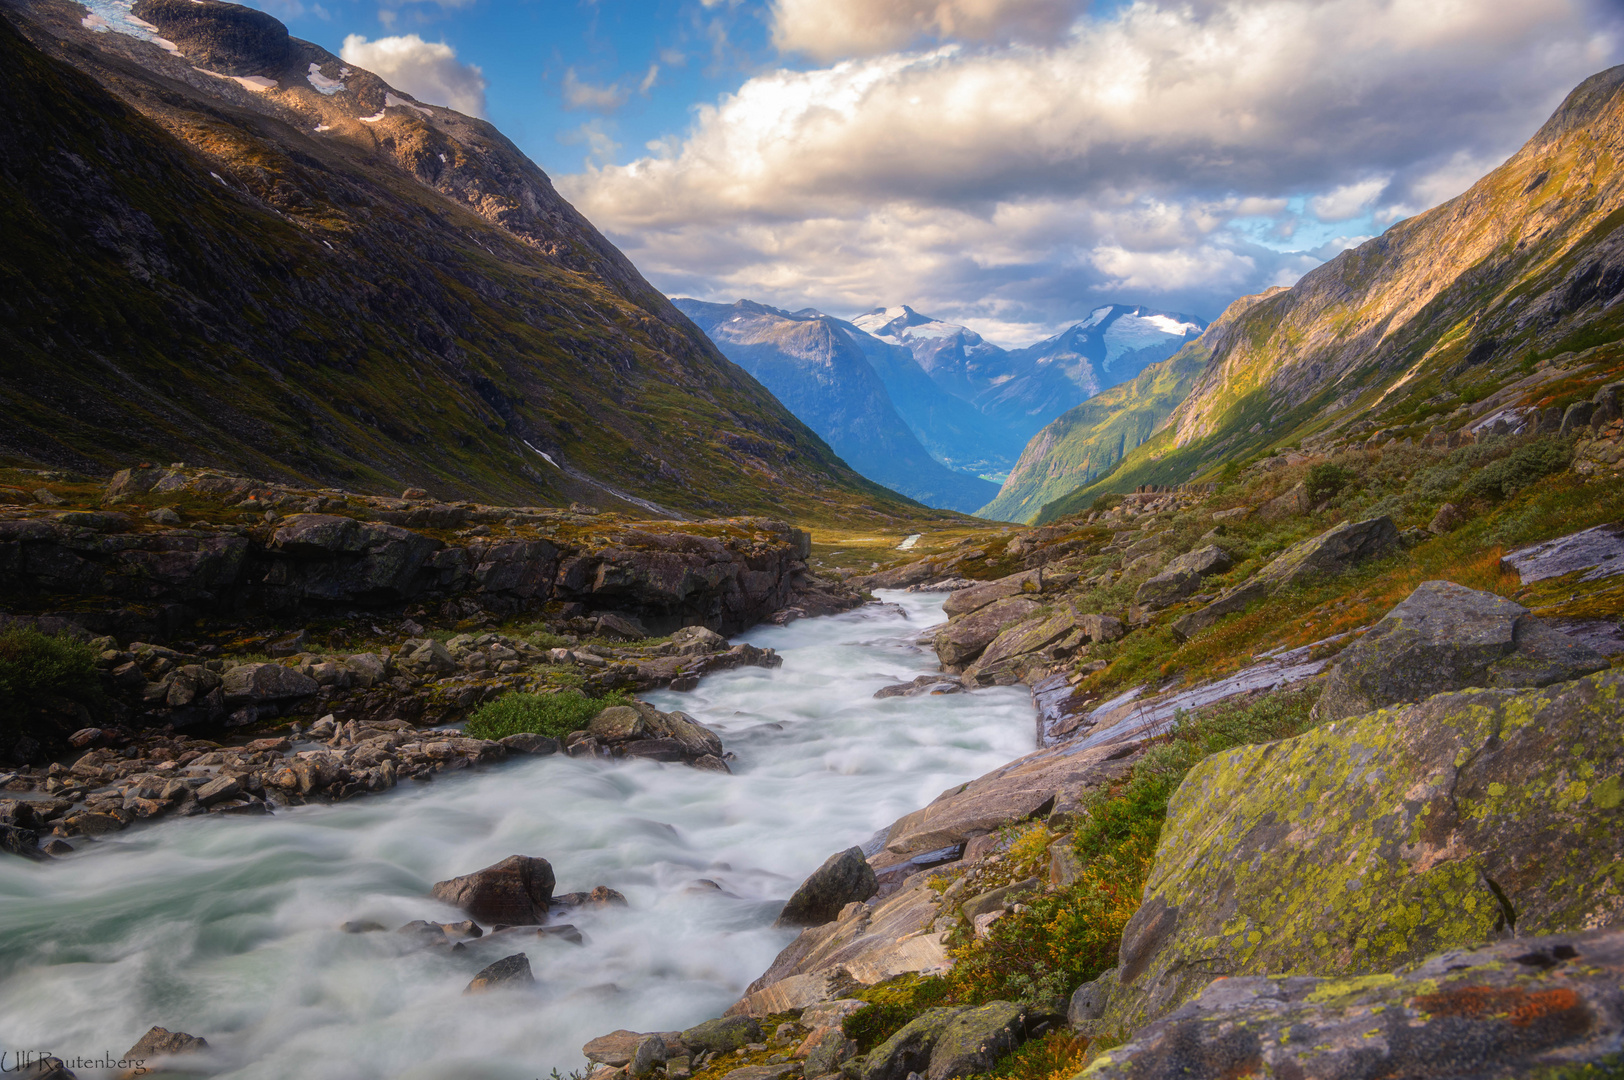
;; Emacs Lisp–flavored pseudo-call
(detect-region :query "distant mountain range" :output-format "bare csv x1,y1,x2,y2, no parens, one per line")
676,299,1204,514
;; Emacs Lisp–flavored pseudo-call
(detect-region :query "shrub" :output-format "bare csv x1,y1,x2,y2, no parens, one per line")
462,689,624,740
843,974,953,1053
985,1029,1094,1080
1090,493,1123,513
1463,437,1573,501
0,628,102,711
1304,463,1356,503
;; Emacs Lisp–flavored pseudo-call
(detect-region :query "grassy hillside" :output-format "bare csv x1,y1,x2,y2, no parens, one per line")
1030,64,1624,522
0,3,935,528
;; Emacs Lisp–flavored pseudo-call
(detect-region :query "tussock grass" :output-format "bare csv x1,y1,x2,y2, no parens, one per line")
462,689,624,741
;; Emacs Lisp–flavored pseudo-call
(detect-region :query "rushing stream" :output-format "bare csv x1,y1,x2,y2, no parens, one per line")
0,592,1035,1080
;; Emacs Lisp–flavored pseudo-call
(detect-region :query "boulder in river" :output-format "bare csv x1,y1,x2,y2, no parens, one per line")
431,855,555,925
775,846,878,927
464,953,534,993
120,1026,208,1078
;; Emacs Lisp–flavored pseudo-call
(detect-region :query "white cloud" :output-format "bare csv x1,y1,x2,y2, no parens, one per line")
771,0,1083,61
639,64,660,94
340,33,487,116
1309,176,1389,222
562,119,622,165
563,68,629,111
559,0,1622,332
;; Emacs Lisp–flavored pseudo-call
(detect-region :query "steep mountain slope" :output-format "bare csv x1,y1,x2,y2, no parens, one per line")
1034,63,1624,521
0,0,929,526
976,298,1266,522
674,300,1000,512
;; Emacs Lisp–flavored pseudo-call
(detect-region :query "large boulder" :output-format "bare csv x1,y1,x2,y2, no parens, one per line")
942,569,1044,618
431,855,555,925
1086,928,1624,1080
1173,517,1397,640
775,846,878,928
1134,545,1233,609
464,953,534,993
1106,669,1624,1035
934,596,1041,667
860,1007,966,1080
925,1001,1029,1080
1316,580,1608,722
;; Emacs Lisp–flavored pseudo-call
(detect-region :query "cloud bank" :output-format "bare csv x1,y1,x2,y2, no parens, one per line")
558,0,1621,343
341,33,488,117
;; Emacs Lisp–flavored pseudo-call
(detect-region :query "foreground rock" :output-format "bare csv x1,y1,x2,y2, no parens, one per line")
431,855,555,924
1086,927,1624,1080
1106,668,1624,1035
1316,580,1608,721
774,846,878,927
464,953,534,993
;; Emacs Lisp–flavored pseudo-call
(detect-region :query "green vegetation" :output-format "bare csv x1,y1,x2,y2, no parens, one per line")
1461,436,1573,501
462,689,625,741
0,628,104,744
1304,462,1356,503
842,691,1318,1056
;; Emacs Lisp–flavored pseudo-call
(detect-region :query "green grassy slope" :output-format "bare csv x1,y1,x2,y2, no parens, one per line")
1031,64,1624,523
0,7,935,527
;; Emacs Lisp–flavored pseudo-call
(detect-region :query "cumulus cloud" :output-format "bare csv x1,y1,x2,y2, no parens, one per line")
771,0,1083,61
559,0,1622,338
340,33,487,116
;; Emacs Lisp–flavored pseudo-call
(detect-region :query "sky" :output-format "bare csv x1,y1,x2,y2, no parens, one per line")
254,0,1624,346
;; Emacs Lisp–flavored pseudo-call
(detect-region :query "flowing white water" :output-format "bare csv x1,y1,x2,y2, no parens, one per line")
0,592,1034,1080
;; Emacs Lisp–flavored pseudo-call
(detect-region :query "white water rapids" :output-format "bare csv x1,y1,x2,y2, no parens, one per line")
0,592,1035,1080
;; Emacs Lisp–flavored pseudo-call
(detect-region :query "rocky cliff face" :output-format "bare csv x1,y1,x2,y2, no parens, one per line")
673,300,1000,512
0,1,919,525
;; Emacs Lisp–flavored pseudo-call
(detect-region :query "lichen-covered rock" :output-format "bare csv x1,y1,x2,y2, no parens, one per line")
681,1015,762,1055
590,706,652,742
1107,669,1624,1035
431,855,555,925
220,662,318,703
1134,546,1233,610
1084,928,1624,1080
942,569,1044,618
926,1001,1028,1080
1316,580,1608,722
860,1007,966,1080
776,846,878,927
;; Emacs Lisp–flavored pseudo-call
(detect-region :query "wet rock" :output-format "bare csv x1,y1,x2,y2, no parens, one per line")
1087,928,1624,1080
682,1016,763,1055
926,1001,1028,1080
431,855,555,925
874,675,964,698
464,952,534,993
1315,581,1608,722
776,847,879,928
860,1008,966,1080
122,1025,208,1063
934,596,1041,667
341,920,385,933
1107,668,1624,1035
0,822,46,860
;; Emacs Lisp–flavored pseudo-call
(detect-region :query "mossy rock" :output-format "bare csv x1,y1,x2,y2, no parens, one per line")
1108,669,1624,1034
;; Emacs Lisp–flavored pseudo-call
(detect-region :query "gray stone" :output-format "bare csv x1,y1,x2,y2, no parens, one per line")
926,1001,1028,1080
1561,399,1597,436
934,596,1041,667
597,613,649,640
682,1016,763,1055
499,733,561,755
464,952,534,993
671,625,728,654
584,1030,647,1066
590,706,651,742
1501,522,1624,584
1316,580,1608,722
630,1034,667,1077
802,1028,857,1076
959,879,1040,923
1067,969,1116,1028
776,847,879,928
220,662,319,703
1084,928,1624,1080
859,1008,965,1080
194,775,241,806
431,855,555,925
719,1066,800,1080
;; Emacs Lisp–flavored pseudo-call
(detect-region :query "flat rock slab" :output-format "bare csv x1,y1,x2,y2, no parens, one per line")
1088,927,1624,1080
1108,668,1624,1036
1502,521,1624,583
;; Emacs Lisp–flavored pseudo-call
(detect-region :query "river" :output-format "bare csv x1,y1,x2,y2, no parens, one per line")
0,592,1035,1080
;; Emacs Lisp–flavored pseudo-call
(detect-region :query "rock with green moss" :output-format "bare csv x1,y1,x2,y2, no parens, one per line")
925,1001,1028,1080
1084,927,1624,1080
1315,580,1607,722
1106,669,1624,1035
934,597,1041,667
681,1015,763,1055
859,1007,965,1080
